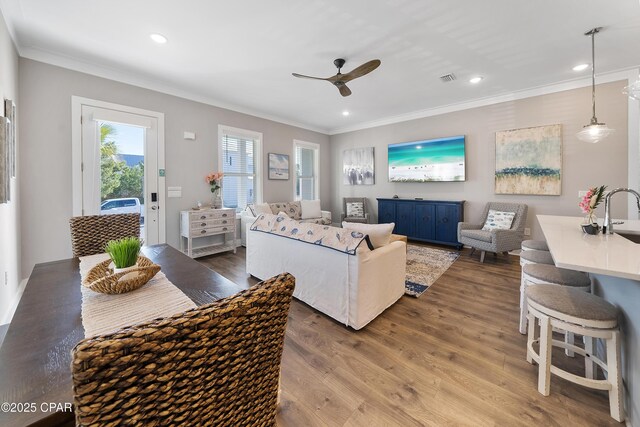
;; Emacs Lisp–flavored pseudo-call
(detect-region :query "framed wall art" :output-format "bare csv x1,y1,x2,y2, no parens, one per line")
495,124,562,195
0,116,8,203
268,153,289,180
5,99,15,178
343,147,375,185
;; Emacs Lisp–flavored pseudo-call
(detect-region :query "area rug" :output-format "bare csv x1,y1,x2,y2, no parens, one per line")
405,244,460,297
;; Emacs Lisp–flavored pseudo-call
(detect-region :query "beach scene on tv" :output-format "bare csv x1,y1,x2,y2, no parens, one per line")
388,136,466,182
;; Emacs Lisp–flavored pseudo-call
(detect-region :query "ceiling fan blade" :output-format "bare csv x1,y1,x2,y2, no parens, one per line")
341,59,381,83
292,73,330,81
338,84,352,97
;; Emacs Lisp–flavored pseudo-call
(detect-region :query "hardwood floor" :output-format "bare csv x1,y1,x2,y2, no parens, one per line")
198,244,620,426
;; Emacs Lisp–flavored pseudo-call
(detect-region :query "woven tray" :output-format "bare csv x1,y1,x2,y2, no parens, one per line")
82,256,161,294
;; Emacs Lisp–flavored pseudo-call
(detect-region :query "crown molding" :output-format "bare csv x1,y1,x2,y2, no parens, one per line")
328,68,639,135
18,45,330,135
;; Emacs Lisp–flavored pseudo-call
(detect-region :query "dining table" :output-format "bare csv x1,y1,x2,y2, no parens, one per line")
0,244,244,427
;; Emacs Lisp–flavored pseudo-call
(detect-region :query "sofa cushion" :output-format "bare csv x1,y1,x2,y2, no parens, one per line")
251,213,367,255
342,222,394,249
269,202,302,220
346,202,364,218
301,199,322,219
460,229,492,243
482,209,515,231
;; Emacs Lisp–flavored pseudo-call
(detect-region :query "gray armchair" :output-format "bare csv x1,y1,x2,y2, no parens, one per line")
341,197,370,224
457,202,528,263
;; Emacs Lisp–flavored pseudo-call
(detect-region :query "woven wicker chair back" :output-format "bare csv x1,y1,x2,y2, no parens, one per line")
69,213,141,257
71,272,295,427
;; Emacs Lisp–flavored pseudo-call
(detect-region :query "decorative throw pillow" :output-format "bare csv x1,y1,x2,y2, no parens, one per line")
342,221,395,249
481,209,516,231
300,199,322,219
277,210,290,218
346,202,364,218
253,203,272,216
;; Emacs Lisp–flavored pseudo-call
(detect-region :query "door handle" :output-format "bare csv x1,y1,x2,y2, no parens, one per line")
151,206,158,211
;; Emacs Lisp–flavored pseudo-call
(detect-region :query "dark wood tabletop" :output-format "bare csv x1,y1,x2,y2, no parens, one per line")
0,244,243,427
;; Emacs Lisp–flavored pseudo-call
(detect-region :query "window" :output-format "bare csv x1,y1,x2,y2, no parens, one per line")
294,140,319,201
218,125,262,211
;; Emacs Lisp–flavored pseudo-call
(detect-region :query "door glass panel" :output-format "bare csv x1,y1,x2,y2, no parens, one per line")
98,121,146,241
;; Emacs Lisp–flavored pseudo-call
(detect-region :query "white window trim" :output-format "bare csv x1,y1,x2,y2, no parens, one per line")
218,125,263,206
71,96,166,243
293,139,320,201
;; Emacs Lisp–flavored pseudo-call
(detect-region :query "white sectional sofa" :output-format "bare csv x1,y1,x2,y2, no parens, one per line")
240,200,331,246
246,215,406,330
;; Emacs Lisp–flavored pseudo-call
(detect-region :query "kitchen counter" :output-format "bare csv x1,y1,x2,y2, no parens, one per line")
537,215,640,281
537,214,640,426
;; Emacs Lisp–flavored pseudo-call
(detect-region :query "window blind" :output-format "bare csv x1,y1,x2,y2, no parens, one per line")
295,145,316,200
221,133,256,210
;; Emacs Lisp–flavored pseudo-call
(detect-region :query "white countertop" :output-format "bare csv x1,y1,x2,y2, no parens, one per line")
537,215,640,281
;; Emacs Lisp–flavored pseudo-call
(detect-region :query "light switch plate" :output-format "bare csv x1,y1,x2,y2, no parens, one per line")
167,186,182,198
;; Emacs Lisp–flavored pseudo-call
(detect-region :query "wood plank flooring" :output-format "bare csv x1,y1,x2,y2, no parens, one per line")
198,244,621,426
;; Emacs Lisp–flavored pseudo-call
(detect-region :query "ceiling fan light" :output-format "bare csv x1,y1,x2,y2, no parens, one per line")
576,123,615,143
623,78,640,100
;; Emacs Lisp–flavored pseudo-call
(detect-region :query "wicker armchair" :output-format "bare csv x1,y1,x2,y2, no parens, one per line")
72,272,295,427
457,202,528,263
69,213,141,257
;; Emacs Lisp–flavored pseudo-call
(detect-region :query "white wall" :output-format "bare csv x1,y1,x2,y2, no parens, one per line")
18,58,330,280
329,80,629,241
0,10,20,322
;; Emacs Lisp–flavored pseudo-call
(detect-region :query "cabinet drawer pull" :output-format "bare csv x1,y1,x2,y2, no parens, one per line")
201,222,207,227
221,213,228,217
222,227,228,231
222,220,227,224
200,215,206,220
200,230,207,234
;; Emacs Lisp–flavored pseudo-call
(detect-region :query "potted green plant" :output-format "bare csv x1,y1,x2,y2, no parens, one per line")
105,237,141,273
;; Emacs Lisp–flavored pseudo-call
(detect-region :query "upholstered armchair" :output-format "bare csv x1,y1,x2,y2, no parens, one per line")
457,202,528,263
341,197,369,224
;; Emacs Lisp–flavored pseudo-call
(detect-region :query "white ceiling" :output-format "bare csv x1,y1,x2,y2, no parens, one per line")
2,0,640,134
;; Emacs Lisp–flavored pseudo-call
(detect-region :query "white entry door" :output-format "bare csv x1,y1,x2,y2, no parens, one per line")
73,98,165,245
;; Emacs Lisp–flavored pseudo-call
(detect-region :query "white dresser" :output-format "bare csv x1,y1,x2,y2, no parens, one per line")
179,208,236,258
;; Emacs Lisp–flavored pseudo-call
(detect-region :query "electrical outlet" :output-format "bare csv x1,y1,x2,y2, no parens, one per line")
524,228,531,236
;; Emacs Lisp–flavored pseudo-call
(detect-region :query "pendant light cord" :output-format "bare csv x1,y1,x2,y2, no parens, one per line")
591,29,597,124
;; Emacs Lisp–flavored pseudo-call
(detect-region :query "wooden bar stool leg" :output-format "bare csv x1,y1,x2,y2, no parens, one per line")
565,332,575,357
607,331,624,422
526,312,536,364
584,336,595,380
537,315,552,396
519,276,528,334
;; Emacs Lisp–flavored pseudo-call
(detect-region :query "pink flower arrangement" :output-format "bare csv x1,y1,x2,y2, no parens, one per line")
205,172,223,193
579,185,606,223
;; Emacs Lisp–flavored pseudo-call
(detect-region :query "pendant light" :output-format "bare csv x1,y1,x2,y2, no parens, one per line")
623,78,640,100
576,27,615,143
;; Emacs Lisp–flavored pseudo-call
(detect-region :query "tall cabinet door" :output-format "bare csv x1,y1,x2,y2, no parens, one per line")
415,204,435,240
395,203,415,237
378,200,396,225
435,204,460,244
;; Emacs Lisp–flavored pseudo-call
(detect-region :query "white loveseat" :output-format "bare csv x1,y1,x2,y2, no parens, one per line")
246,216,406,330
240,200,331,246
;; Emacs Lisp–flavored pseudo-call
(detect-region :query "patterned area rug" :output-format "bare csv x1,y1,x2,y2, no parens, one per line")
405,244,460,297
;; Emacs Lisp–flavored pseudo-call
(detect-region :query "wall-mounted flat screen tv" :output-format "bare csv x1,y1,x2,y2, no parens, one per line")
388,135,465,182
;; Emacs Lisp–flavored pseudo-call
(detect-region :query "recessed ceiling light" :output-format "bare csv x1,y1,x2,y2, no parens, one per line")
150,33,168,44
342,111,350,116
573,63,589,71
469,76,483,84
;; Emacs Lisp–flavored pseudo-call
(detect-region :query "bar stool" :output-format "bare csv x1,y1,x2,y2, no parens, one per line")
520,250,554,267
525,285,623,422
521,239,549,253
519,264,591,334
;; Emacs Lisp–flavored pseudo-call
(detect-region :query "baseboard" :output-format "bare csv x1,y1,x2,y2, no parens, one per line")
2,278,28,325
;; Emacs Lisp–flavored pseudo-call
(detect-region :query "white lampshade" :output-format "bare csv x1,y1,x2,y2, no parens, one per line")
576,123,615,143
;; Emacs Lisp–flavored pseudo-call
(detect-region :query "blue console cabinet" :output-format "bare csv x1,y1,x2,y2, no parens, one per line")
377,198,464,249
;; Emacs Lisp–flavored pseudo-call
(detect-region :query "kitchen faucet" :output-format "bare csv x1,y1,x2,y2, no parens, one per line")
602,188,640,234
